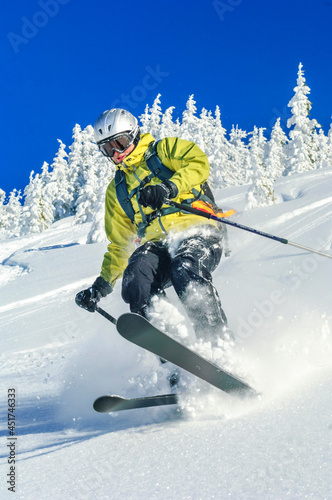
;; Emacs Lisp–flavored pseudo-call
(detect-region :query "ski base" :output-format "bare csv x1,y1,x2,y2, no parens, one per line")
93,393,179,413
116,313,257,397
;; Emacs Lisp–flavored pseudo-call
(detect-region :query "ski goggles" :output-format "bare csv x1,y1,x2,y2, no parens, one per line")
98,132,135,158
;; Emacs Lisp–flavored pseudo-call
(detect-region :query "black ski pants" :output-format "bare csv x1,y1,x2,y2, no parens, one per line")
122,227,227,342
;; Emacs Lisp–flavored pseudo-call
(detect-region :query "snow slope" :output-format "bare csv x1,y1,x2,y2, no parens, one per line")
0,168,332,499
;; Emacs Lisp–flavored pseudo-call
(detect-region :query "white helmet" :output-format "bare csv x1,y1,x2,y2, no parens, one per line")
94,108,140,160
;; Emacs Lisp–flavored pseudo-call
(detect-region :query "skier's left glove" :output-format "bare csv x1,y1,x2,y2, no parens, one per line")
75,276,112,313
138,180,178,210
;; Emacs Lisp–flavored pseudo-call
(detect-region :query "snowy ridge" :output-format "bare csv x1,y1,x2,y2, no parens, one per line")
0,168,332,499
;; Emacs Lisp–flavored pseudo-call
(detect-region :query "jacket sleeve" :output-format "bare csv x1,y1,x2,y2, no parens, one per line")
156,137,210,194
100,181,136,286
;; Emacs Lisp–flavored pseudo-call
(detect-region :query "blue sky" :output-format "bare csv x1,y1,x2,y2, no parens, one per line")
1,0,332,196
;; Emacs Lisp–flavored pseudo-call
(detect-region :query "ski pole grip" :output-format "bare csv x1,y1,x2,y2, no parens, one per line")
167,200,212,219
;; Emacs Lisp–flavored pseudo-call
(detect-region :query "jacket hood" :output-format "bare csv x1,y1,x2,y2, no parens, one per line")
118,133,155,171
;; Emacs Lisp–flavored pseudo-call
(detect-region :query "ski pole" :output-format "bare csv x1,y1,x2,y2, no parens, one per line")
96,306,117,325
167,200,332,260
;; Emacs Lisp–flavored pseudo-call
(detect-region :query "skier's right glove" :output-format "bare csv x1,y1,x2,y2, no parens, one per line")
75,276,112,313
138,180,178,210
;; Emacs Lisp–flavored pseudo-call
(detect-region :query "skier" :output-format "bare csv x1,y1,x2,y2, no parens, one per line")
75,108,230,346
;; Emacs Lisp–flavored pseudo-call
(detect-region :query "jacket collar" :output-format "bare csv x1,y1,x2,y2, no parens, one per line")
117,133,155,172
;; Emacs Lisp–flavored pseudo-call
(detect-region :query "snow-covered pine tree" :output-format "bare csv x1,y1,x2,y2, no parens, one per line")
74,125,99,224
195,108,214,153
283,63,321,175
74,125,115,228
20,170,54,234
5,189,22,237
85,149,116,242
206,106,230,188
264,118,288,181
73,124,115,240
47,139,71,220
85,182,107,243
40,162,55,228
228,125,249,186
312,128,330,169
37,161,55,229
327,123,332,166
67,123,85,213
139,103,152,134
146,94,163,140
0,189,8,231
159,106,180,138
179,95,201,142
86,166,110,244
40,161,51,185
246,127,275,209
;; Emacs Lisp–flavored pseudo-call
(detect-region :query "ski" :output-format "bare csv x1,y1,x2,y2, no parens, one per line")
116,313,257,397
93,393,179,413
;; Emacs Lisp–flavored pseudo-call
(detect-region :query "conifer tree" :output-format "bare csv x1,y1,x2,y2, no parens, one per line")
74,125,116,239
327,123,332,166
312,128,330,169
196,108,214,152
41,161,51,185
284,63,321,175
48,139,71,220
75,125,114,226
159,106,179,138
264,118,288,181
0,189,8,231
207,106,230,187
246,127,275,209
86,143,116,242
147,94,163,140
228,125,249,185
5,189,22,236
40,162,55,228
20,171,53,234
179,95,201,142
67,123,85,213
86,172,109,244
74,126,98,224
86,156,116,243
140,103,152,134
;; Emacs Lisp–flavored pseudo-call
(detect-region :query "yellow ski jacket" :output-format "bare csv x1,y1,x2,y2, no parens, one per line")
100,133,218,286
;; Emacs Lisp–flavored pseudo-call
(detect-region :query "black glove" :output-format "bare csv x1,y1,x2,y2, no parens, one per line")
138,180,178,210
75,276,112,313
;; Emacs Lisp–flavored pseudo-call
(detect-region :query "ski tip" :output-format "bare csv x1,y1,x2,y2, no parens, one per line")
93,395,125,413
116,312,148,339
93,393,179,413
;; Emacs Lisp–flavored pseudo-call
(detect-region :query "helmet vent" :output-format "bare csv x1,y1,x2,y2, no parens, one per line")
98,128,102,134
